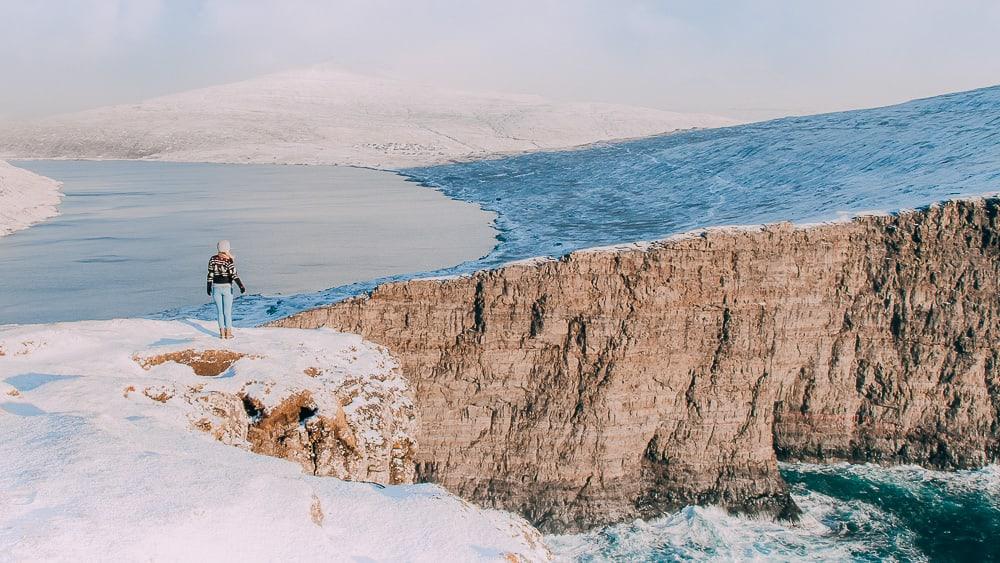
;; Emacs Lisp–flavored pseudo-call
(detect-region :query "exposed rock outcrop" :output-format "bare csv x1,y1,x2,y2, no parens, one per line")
273,198,1000,532
125,332,418,484
134,349,251,376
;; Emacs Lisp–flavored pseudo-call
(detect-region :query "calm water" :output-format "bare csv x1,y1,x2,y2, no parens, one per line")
0,160,495,324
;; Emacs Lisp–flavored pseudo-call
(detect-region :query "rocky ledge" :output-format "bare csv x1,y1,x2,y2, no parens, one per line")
273,197,1000,533
1,320,419,486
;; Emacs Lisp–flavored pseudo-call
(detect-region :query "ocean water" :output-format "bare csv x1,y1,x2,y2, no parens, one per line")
0,160,495,324
548,463,1000,562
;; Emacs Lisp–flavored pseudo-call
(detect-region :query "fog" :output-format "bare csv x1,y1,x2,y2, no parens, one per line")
2,0,1000,120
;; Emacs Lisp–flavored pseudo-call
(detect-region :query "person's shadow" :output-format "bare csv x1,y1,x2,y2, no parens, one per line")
178,318,218,337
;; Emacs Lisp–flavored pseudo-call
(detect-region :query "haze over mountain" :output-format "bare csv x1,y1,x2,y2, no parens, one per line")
0,64,735,169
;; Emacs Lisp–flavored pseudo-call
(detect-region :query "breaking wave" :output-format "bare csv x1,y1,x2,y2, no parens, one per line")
546,463,999,562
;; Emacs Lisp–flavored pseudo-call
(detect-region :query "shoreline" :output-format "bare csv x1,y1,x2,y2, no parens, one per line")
0,160,63,237
6,152,996,329
0,123,723,170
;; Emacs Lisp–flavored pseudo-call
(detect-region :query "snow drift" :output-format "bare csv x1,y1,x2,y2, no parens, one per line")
0,319,550,561
0,64,736,168
0,160,61,237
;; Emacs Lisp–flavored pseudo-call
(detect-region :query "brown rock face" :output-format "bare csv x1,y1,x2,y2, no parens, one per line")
272,198,1000,532
125,337,419,486
133,349,250,377
190,380,417,485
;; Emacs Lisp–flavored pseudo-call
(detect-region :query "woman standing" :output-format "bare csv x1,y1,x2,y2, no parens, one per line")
207,240,246,339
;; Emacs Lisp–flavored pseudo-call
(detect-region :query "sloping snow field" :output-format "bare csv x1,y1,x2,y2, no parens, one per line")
403,84,1000,267
0,160,62,237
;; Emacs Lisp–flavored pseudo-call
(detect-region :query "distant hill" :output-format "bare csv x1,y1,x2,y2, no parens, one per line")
0,64,736,168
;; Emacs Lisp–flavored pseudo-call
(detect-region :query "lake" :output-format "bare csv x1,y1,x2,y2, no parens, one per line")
0,160,496,324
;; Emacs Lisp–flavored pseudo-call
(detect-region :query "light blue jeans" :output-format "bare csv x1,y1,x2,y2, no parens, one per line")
212,283,234,330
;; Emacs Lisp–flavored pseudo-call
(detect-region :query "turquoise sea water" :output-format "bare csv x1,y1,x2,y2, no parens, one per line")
548,464,1000,562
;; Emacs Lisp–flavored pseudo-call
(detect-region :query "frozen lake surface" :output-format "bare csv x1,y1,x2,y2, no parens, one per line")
0,161,495,324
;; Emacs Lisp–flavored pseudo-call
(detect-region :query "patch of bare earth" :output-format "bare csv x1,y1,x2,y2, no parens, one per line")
143,386,174,403
310,495,325,526
192,418,213,432
133,349,252,376
1,341,42,356
242,391,360,476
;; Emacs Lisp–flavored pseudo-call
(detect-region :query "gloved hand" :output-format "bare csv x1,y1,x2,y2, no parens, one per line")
207,282,213,296
238,282,247,294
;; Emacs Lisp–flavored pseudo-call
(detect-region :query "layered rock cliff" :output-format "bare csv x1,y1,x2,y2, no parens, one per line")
273,198,1000,532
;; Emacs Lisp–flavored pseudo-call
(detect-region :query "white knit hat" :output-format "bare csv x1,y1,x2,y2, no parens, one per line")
217,240,231,254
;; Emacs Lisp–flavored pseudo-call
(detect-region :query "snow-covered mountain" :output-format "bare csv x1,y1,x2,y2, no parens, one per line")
0,319,550,560
0,64,736,168
0,160,62,237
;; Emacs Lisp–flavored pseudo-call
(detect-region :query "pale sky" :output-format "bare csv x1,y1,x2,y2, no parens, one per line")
2,0,1000,121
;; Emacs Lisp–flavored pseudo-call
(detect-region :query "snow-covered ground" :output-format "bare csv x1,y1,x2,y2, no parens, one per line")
0,64,736,168
0,319,550,561
0,160,62,237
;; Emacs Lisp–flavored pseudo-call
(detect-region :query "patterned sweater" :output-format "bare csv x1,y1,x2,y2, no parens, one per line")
207,254,245,293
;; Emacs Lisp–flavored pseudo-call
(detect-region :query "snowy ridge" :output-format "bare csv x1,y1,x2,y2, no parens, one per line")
403,84,1000,268
0,160,62,237
0,319,550,561
0,64,736,168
